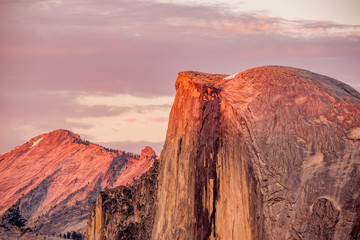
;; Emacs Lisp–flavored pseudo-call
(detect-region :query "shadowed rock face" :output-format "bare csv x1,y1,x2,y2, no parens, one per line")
152,66,360,240
83,66,360,240
85,161,159,240
0,130,155,239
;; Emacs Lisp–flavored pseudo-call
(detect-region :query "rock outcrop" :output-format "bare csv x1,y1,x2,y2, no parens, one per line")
152,66,360,240
85,160,158,240
0,130,156,239
83,66,360,240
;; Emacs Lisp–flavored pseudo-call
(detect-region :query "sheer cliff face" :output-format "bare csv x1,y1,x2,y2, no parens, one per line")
0,129,155,238
153,66,360,240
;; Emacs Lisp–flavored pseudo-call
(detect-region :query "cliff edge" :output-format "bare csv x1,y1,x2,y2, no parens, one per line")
86,65,360,240
154,66,360,240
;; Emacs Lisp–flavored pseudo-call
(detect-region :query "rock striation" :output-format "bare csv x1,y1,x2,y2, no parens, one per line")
85,160,158,240
152,66,360,240
0,129,156,239
86,66,360,240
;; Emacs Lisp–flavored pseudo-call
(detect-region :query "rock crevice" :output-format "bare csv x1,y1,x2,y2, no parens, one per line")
86,66,360,240
153,66,360,240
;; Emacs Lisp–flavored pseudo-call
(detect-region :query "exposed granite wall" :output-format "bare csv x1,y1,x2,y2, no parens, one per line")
85,66,360,240
85,161,159,240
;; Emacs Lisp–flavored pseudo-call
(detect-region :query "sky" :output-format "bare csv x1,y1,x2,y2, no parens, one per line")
0,0,359,154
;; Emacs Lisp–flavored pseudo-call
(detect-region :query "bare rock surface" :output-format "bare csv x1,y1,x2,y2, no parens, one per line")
85,161,159,240
0,129,155,239
82,65,359,240
151,66,360,240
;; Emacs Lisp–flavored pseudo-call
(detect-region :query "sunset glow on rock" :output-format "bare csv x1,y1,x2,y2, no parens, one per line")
0,1,359,239
0,129,156,238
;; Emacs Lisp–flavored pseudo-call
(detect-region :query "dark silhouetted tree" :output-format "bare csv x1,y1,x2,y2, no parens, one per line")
2,206,26,227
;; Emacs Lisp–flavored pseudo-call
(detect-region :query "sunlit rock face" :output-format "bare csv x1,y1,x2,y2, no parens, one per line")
0,129,155,239
153,66,360,240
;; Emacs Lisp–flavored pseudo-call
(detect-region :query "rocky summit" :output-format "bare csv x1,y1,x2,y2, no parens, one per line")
0,129,156,239
85,66,360,240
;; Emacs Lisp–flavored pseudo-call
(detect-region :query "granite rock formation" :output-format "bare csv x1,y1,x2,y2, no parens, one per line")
86,66,360,240
85,160,158,240
0,130,156,239
152,66,360,240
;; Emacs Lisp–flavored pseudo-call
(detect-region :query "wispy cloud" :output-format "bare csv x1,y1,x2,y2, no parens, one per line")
75,94,174,107
213,15,360,37
124,117,137,123
0,0,359,153
0,90,172,152
149,117,168,122
1,0,359,97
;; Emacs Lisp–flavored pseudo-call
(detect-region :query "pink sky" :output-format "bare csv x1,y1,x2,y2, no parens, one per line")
0,0,359,154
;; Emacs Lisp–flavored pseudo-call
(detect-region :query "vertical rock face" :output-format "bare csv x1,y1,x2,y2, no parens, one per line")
85,160,158,240
0,129,155,239
152,66,360,239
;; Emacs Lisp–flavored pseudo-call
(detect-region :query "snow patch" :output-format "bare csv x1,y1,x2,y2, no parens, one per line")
30,137,44,148
224,72,239,81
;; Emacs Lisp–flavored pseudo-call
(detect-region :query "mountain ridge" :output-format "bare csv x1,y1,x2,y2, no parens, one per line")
0,129,156,239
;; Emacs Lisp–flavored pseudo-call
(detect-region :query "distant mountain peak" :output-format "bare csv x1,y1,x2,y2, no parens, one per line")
25,129,78,148
0,129,156,238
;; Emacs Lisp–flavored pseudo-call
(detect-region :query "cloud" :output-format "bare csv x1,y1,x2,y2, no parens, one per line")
0,0,359,153
1,0,359,96
75,94,174,107
215,17,360,37
124,117,137,123
0,90,131,120
149,117,168,122
0,90,172,153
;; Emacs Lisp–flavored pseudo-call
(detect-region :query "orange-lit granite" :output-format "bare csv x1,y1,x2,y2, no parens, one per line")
115,146,156,187
85,66,360,240
0,129,156,238
152,66,360,240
